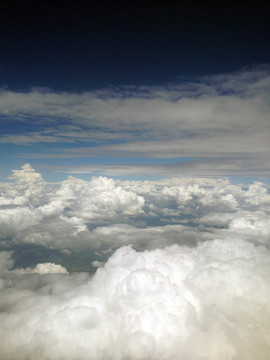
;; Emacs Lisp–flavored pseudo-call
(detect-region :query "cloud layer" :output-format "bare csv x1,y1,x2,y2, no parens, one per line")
1,239,270,359
1,165,270,358
1,65,270,177
1,164,270,255
0,164,270,252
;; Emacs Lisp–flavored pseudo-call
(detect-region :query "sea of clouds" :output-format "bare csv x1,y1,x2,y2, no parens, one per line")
1,164,270,359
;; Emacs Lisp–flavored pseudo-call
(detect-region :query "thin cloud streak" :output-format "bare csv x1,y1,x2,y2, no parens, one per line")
44,160,270,178
1,65,270,178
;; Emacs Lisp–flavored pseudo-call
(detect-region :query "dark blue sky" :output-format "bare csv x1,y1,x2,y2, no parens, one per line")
0,0,270,182
1,0,269,91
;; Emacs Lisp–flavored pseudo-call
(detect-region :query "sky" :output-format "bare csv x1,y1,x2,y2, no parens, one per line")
1,1,270,359
0,0,270,182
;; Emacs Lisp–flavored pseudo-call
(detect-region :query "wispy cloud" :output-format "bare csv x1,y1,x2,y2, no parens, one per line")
1,65,270,177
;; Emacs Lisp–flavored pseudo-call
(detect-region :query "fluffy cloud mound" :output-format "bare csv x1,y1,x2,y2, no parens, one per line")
0,165,270,254
55,175,145,220
0,239,270,360
0,165,145,249
14,262,69,275
1,165,270,359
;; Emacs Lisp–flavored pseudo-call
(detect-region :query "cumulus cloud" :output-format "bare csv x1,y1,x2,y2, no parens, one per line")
0,165,146,251
13,262,69,275
1,164,270,254
1,165,270,358
0,239,270,360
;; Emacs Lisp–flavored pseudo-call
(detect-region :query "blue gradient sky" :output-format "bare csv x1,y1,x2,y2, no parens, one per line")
1,0,270,182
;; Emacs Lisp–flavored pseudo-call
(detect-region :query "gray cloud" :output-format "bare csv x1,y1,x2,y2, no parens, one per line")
46,154,270,178
1,66,270,177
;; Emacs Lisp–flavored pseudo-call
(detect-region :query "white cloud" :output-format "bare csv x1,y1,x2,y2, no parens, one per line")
1,165,270,358
0,206,42,238
0,165,146,250
91,260,104,268
0,238,269,359
1,165,270,253
14,262,68,275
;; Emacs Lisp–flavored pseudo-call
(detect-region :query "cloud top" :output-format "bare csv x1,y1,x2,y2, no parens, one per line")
1,164,270,253
0,239,270,359
0,165,270,358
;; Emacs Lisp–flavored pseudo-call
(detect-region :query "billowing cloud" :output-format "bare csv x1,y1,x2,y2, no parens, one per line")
0,238,270,359
1,164,270,255
1,165,270,358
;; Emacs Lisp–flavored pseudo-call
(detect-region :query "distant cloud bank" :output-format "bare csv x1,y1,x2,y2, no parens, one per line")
0,65,270,178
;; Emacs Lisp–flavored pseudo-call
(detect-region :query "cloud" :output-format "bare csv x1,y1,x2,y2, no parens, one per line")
1,164,270,255
0,165,146,250
0,238,270,359
0,133,74,145
13,262,68,275
1,65,270,177
1,165,270,358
